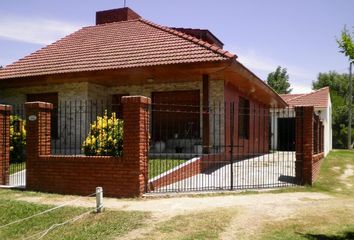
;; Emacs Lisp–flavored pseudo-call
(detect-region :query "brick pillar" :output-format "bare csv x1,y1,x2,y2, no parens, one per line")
25,102,53,189
0,105,12,185
122,96,150,196
295,106,314,185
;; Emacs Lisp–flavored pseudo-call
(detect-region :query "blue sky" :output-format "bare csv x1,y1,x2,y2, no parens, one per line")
0,0,353,93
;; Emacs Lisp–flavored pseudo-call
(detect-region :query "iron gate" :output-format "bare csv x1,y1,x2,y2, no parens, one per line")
148,101,300,193
1,104,26,187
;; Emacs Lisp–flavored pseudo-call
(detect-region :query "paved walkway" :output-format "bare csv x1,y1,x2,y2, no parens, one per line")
9,170,26,187
155,152,296,192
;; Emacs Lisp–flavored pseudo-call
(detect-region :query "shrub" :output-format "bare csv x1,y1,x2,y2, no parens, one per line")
10,115,26,163
82,111,123,157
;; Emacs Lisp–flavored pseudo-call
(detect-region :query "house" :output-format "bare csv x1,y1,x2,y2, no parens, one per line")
270,87,332,156
0,7,286,156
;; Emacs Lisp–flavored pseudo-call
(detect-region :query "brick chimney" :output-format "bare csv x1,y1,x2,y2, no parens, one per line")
96,7,141,25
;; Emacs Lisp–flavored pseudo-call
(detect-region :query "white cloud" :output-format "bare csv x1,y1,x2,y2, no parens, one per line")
229,47,315,94
0,16,83,45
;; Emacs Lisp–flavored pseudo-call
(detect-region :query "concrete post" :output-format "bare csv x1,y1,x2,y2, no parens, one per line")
96,186,103,213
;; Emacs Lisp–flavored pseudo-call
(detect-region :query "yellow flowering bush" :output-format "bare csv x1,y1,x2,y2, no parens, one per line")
10,115,26,163
82,111,123,156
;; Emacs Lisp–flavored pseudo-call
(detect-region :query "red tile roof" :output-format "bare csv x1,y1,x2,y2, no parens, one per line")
280,87,330,108
0,18,235,80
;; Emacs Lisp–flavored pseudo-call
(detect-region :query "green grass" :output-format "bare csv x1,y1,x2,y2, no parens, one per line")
141,208,236,240
256,149,354,240
149,159,187,179
9,162,26,175
312,149,354,195
259,206,354,240
0,199,148,240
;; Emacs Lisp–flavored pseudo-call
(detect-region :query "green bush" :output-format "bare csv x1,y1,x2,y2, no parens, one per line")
10,115,26,163
82,111,123,157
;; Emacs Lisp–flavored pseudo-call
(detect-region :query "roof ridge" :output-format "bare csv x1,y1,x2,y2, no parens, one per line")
297,86,328,99
84,18,141,29
139,18,236,60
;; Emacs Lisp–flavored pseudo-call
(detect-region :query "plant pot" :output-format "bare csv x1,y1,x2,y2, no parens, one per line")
154,141,166,153
194,144,203,154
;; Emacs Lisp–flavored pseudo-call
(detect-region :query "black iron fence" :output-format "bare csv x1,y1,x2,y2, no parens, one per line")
6,104,26,187
148,103,301,193
2,99,324,193
51,100,123,156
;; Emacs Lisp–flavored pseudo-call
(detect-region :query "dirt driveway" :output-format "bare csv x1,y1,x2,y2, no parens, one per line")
16,191,348,239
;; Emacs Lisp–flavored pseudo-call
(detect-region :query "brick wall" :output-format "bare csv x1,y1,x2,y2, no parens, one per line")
0,105,11,185
295,106,325,185
25,96,150,197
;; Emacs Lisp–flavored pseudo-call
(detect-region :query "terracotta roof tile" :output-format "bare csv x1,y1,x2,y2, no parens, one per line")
0,19,236,80
280,87,330,108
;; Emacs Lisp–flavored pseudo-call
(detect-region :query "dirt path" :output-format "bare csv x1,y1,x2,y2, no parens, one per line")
16,192,335,239
339,164,354,187
18,192,330,218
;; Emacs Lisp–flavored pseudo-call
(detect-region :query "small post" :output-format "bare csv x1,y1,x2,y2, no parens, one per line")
96,187,103,213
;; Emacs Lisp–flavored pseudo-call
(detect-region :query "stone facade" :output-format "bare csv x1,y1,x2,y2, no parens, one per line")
0,80,225,154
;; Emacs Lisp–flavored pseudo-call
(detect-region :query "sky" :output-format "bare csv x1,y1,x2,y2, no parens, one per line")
0,0,353,93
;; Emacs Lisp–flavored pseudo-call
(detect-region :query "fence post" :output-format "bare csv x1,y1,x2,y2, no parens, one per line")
0,105,12,185
25,102,53,189
96,186,103,213
122,96,150,196
295,106,314,185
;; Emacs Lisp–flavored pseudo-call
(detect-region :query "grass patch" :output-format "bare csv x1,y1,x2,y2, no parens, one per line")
311,150,354,196
259,206,354,240
0,199,148,240
9,162,26,175
149,159,187,179
141,208,235,240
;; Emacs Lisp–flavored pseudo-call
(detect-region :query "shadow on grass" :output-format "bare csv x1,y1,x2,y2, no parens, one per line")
299,231,354,240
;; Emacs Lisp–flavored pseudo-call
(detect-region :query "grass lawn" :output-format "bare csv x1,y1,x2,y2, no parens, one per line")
148,159,187,179
256,150,354,240
141,208,236,240
1,150,353,239
9,162,26,175
0,199,148,240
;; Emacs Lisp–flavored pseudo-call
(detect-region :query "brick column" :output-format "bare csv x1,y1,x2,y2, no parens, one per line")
122,96,150,196
295,106,314,185
0,105,12,185
25,102,53,189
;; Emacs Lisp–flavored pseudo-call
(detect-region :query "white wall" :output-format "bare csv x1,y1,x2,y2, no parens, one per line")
271,99,332,156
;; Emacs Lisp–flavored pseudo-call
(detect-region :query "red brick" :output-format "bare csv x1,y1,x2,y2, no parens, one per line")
25,97,150,198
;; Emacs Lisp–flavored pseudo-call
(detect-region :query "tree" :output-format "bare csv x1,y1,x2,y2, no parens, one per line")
266,66,292,94
337,25,354,149
312,71,353,149
337,26,354,61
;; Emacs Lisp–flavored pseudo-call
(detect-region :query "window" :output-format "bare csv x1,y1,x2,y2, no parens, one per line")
238,97,250,139
27,92,58,138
